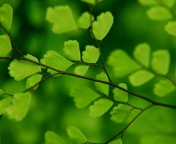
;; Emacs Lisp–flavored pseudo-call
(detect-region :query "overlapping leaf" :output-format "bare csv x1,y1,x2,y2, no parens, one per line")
6,92,31,121
74,65,89,76
108,138,122,144
66,126,87,143
46,6,77,34
93,12,113,40
89,98,113,117
113,83,128,102
160,0,175,8
81,0,96,5
0,4,13,31
41,50,73,74
26,74,42,90
0,89,3,95
70,83,100,108
8,54,41,81
107,49,141,77
138,0,157,6
0,98,12,115
0,35,12,56
63,40,80,61
165,21,176,36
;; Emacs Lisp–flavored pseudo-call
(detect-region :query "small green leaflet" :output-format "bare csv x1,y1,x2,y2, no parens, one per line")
160,0,176,8
77,12,94,29
93,12,113,40
111,104,132,123
146,6,172,21
46,6,77,34
6,92,31,121
0,89,4,95
151,50,170,75
45,131,67,144
129,70,154,86
154,79,175,97
41,50,73,74
107,49,141,77
133,43,150,67
74,65,89,76
165,21,176,36
89,98,113,117
113,83,128,102
26,74,42,90
0,98,12,115
138,0,157,6
8,54,41,81
95,72,109,95
81,0,96,5
69,83,100,108
108,138,122,144
0,35,12,56
63,40,80,61
66,126,87,143
0,4,13,31
82,45,100,63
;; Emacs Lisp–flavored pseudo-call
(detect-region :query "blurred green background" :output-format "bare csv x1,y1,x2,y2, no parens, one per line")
0,0,176,144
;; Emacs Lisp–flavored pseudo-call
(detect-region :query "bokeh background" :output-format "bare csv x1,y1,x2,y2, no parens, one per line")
0,0,176,144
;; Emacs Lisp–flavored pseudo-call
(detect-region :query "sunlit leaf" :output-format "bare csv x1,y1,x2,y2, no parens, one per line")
0,35,12,56
93,12,113,40
45,131,67,144
41,50,73,74
6,92,31,121
81,0,96,5
8,54,41,81
70,83,100,108
133,43,150,67
129,70,154,86
154,79,175,97
165,21,176,36
26,74,42,90
0,89,3,95
67,126,87,143
146,6,172,21
74,65,89,76
108,138,122,144
138,0,157,6
63,40,80,61
107,49,141,77
111,104,132,123
77,12,94,29
0,4,13,31
151,50,170,75
89,98,113,117
160,0,175,8
113,83,128,102
95,72,109,95
46,6,77,34
82,45,100,63
0,98,12,115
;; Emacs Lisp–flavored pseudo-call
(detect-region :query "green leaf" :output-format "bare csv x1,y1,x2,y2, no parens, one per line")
6,92,31,121
154,79,175,97
74,65,89,76
133,43,150,67
159,0,176,8
146,6,172,21
81,0,96,5
0,35,12,56
26,74,42,90
0,98,12,115
107,49,141,77
113,83,128,102
93,12,113,40
95,72,109,95
0,4,13,31
89,98,113,117
8,54,41,81
165,21,176,36
41,50,73,74
69,83,100,108
45,131,67,144
151,50,170,75
111,104,132,123
46,6,77,34
82,45,100,63
63,40,80,61
0,89,3,95
138,0,157,6
108,138,122,144
129,70,155,86
77,12,94,29
66,126,87,143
